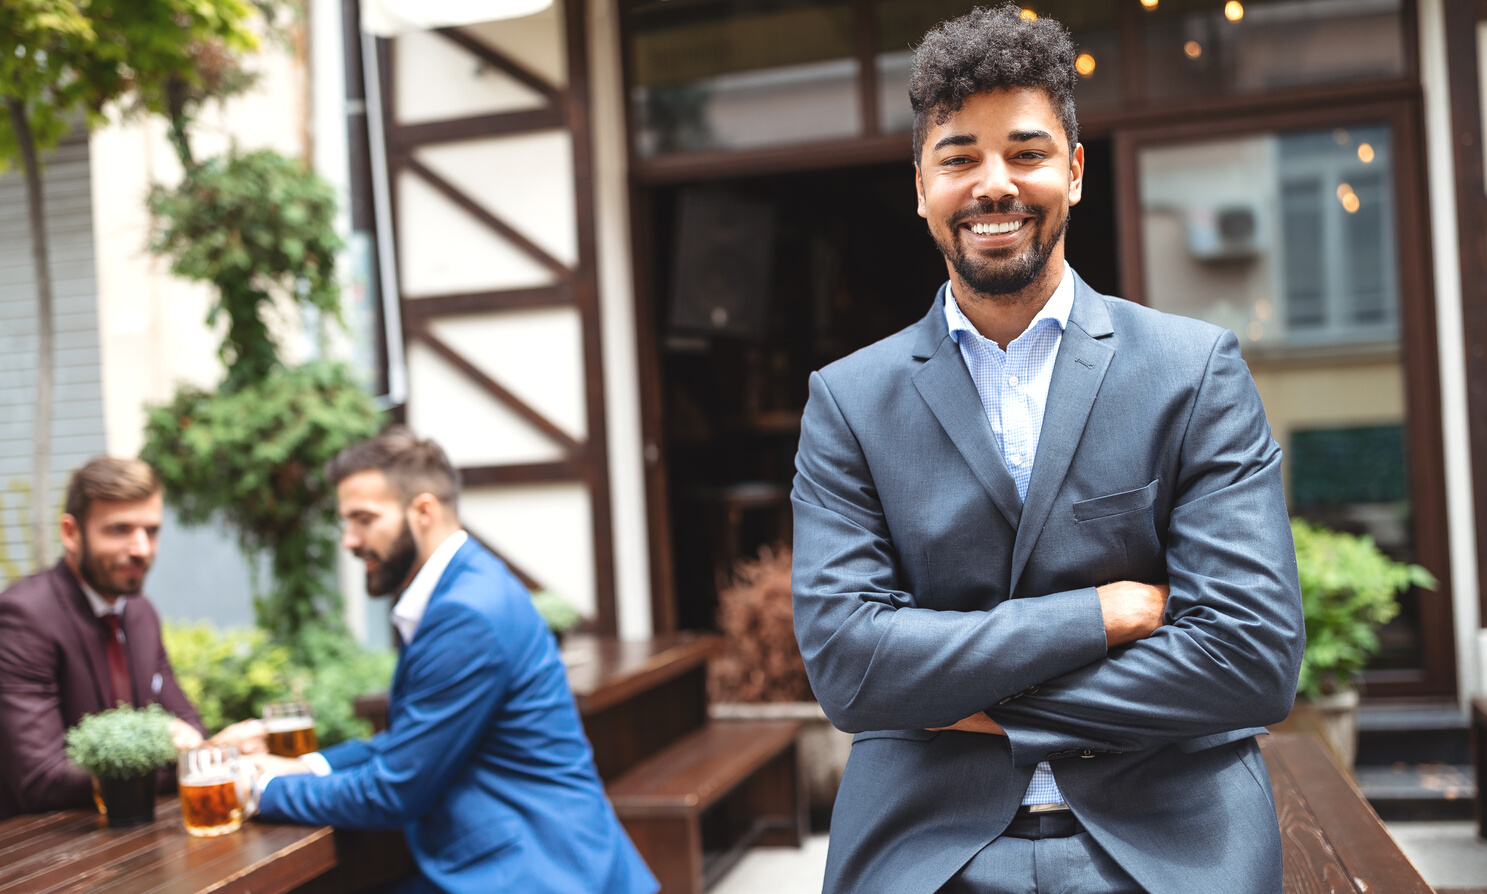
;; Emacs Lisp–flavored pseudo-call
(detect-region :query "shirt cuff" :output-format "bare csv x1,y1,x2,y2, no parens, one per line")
299,751,333,776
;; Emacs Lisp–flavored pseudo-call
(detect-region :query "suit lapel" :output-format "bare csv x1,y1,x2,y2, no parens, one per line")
910,286,1023,530
122,600,157,705
50,563,111,710
1008,278,1115,596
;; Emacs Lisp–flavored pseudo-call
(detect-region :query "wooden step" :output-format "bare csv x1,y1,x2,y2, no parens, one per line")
608,719,801,817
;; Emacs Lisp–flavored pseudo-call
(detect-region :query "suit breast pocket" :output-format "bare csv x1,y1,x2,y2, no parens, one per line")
1071,480,1162,581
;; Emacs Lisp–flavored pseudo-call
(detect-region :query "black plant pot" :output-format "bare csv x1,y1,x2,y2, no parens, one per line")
97,774,157,828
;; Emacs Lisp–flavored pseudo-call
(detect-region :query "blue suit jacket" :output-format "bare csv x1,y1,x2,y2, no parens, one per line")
259,540,657,894
792,276,1305,894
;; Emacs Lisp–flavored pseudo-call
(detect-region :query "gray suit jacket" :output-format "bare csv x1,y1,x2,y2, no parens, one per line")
791,275,1305,894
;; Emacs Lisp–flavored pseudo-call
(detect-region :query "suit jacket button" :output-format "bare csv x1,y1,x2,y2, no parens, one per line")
1080,750,1095,758
1025,686,1039,695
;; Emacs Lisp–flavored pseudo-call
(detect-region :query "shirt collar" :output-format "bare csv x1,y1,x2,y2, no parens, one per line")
390,530,468,644
944,261,1074,347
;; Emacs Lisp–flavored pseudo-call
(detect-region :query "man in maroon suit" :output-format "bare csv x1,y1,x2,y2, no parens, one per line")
0,457,206,819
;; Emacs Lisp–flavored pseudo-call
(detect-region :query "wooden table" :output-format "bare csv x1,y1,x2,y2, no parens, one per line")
1262,733,1434,894
0,797,334,894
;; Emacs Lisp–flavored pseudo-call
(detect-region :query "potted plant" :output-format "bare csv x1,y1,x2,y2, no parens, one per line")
531,590,583,643
1292,518,1436,766
65,704,179,827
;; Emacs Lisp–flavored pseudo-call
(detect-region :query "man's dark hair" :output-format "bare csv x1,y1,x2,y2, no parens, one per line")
64,457,162,525
910,3,1080,165
325,425,460,508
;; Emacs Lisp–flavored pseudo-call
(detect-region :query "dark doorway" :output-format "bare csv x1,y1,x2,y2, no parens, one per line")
646,143,1120,629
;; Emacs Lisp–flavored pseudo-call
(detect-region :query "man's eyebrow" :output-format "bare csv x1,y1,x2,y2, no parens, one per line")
932,133,977,152
1010,129,1055,143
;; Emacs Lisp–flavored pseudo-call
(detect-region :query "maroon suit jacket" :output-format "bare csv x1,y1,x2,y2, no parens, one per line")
0,562,206,819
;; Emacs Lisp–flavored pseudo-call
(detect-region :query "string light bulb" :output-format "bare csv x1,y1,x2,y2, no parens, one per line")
1225,1,1244,21
1075,53,1097,76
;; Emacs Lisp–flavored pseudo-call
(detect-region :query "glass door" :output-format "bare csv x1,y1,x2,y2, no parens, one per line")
1124,108,1455,697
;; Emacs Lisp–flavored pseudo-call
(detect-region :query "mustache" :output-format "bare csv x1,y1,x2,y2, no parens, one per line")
949,199,1043,227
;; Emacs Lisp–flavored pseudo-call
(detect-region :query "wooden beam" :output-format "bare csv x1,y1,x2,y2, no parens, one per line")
435,27,563,103
403,156,573,279
404,284,573,320
461,461,583,486
412,327,584,456
390,106,567,149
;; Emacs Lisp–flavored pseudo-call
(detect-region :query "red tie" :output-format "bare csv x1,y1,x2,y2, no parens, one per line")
101,615,133,707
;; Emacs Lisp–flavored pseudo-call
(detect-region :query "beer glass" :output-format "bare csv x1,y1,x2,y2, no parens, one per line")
178,745,257,837
263,702,318,757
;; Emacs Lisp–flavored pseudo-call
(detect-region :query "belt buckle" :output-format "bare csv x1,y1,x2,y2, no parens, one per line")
1026,802,1072,814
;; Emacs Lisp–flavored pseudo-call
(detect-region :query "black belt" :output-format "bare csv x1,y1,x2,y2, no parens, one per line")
1002,805,1083,840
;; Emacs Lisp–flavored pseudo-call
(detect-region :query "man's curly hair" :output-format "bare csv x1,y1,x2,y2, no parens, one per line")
910,4,1079,165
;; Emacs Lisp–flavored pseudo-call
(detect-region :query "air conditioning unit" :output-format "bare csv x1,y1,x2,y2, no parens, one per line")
1186,204,1260,261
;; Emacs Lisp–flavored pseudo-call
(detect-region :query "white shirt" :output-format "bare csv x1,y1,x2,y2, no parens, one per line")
79,578,125,619
390,529,469,645
944,263,1074,807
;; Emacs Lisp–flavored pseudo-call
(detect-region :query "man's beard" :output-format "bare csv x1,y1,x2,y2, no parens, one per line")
934,198,1068,297
358,522,417,596
77,531,148,599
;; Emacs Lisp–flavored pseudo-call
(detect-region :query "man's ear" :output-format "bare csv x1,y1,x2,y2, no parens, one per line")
915,163,928,218
1068,142,1085,207
59,513,82,556
407,493,438,531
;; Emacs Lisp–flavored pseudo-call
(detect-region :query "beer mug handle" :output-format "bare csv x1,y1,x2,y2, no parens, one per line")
236,761,262,818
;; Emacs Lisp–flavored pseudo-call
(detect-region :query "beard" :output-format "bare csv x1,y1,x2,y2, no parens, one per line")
357,521,418,596
77,531,149,599
934,198,1068,297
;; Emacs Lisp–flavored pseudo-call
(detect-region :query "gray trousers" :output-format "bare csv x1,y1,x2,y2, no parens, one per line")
939,818,1147,894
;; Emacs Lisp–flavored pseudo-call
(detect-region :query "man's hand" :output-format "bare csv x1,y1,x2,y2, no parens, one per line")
246,753,314,777
929,713,1006,735
1097,581,1169,647
170,718,204,750
209,719,268,755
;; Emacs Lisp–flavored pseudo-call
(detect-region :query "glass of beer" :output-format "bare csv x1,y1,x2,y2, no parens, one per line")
178,745,257,837
263,702,318,757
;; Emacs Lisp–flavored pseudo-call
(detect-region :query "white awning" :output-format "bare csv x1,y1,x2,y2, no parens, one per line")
361,0,553,36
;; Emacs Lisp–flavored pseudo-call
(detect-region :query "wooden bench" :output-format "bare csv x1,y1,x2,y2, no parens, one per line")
563,634,808,894
1261,732,1434,893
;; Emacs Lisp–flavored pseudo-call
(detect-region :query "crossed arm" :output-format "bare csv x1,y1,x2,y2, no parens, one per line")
929,581,1169,735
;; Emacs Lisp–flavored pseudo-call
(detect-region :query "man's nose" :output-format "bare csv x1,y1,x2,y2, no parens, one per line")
126,528,152,558
974,156,1017,203
342,527,360,552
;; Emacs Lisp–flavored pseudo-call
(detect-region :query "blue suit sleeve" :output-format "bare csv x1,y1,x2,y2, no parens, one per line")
988,332,1305,762
792,370,1111,734
318,738,375,770
258,601,506,829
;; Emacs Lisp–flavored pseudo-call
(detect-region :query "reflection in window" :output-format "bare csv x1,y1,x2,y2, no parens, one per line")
1140,0,1406,101
1138,123,1418,670
627,0,859,157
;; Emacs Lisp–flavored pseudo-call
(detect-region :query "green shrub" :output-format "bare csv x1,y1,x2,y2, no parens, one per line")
1293,519,1436,699
164,621,395,747
66,704,177,780
531,590,581,635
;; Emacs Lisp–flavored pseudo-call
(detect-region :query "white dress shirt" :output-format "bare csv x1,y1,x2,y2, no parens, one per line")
944,262,1074,807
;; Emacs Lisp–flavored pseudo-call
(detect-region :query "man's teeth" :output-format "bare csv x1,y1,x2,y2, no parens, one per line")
970,220,1024,235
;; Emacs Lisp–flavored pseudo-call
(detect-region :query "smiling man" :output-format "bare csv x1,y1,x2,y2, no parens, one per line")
790,6,1304,894
242,426,656,894
0,457,206,820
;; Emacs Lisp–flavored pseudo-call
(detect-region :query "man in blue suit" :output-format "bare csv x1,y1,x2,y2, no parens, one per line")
791,6,1305,894
245,427,656,894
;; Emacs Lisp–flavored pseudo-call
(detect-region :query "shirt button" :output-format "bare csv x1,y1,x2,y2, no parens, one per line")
1010,454,1023,466
1008,375,1019,386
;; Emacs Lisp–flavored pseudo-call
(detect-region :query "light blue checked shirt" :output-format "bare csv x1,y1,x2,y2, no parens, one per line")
944,262,1074,807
